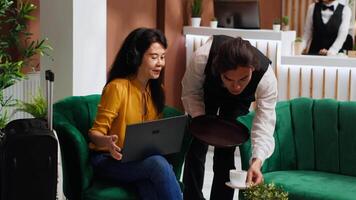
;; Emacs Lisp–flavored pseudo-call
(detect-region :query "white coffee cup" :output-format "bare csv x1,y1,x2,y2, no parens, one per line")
229,169,247,186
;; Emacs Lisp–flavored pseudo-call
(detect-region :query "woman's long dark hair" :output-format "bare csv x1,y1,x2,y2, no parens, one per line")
107,28,167,114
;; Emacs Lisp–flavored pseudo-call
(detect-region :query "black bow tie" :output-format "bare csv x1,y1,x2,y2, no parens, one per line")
322,4,334,11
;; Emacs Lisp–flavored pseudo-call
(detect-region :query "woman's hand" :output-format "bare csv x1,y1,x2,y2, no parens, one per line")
247,158,263,186
88,131,123,160
107,135,122,160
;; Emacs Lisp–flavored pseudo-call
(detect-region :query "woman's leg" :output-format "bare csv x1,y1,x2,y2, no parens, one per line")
91,153,182,200
139,155,182,200
135,179,157,200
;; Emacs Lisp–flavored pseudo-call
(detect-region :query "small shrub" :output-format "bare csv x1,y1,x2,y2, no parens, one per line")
243,182,289,200
282,16,289,26
15,89,47,119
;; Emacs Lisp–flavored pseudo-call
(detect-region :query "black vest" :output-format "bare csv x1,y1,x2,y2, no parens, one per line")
309,2,345,54
203,35,270,121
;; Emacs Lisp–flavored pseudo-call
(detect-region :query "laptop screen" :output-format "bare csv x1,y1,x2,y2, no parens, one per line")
121,115,188,163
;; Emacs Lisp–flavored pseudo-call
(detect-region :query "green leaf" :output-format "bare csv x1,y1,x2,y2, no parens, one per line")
23,14,35,20
15,88,47,119
0,0,53,127
191,0,202,17
243,182,289,200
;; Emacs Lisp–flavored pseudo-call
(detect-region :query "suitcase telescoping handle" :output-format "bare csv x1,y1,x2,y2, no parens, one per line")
45,70,54,131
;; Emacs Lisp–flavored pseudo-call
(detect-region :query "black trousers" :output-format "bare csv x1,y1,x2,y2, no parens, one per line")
183,138,236,200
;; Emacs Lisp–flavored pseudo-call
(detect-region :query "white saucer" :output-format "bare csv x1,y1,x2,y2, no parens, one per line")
225,181,248,189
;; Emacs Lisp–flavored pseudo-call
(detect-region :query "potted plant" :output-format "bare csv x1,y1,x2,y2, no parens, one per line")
0,0,52,131
210,17,218,28
294,37,303,55
243,182,289,200
282,16,289,31
273,18,281,31
191,0,202,27
15,88,47,119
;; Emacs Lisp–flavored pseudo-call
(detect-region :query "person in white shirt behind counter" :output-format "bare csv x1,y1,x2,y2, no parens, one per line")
302,0,352,56
181,35,277,200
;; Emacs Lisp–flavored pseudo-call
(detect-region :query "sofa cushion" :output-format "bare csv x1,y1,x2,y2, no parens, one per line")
264,170,356,200
238,100,297,172
339,101,356,177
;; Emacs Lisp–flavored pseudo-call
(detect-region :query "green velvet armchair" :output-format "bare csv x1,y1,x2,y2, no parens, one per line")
53,95,191,200
238,98,356,200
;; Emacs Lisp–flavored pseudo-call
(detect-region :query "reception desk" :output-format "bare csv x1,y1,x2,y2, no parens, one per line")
281,55,356,101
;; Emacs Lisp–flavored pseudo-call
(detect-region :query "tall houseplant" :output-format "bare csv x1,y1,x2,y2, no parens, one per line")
191,0,202,27
0,0,52,130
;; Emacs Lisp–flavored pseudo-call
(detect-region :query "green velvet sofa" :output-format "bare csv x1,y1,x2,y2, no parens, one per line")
53,95,191,200
238,98,356,200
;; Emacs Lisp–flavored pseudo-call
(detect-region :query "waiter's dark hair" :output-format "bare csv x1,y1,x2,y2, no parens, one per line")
213,37,259,74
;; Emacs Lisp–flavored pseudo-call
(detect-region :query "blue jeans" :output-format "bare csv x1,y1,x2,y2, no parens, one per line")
91,152,182,200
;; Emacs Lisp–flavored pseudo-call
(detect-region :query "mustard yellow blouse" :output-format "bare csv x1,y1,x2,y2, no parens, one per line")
89,78,160,151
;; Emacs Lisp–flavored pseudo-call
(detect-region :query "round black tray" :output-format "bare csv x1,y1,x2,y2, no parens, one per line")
190,115,249,148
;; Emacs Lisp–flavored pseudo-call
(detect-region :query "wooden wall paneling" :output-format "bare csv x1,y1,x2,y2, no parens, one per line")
157,0,165,32
297,0,303,37
322,68,326,98
287,67,291,100
335,69,339,99
282,0,314,37
299,67,302,97
274,43,279,80
310,68,313,98
349,69,352,101
283,0,289,17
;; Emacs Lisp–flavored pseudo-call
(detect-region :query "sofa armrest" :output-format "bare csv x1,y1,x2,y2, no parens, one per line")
54,122,93,200
237,113,254,171
162,106,192,180
165,128,192,180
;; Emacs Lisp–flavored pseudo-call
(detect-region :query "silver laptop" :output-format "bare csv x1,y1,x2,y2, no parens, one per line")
121,115,188,163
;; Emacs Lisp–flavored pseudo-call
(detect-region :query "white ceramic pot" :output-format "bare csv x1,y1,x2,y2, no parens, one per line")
210,21,218,28
273,24,281,32
294,42,303,55
191,17,201,27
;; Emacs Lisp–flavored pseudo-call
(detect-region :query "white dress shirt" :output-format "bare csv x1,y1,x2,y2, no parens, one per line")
302,1,351,56
181,38,277,164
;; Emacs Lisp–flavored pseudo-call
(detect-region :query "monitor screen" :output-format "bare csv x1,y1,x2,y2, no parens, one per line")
214,0,260,29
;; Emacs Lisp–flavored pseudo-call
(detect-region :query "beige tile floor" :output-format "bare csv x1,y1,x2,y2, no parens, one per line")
202,146,241,199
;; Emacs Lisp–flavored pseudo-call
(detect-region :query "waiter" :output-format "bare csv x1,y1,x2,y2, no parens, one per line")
181,36,277,200
302,0,352,56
